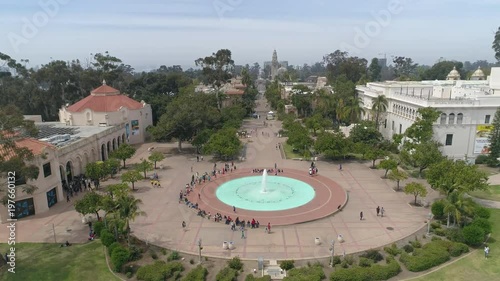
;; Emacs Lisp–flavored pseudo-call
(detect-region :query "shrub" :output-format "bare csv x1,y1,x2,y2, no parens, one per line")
330,256,401,281
331,256,342,266
471,218,492,234
245,274,272,281
190,259,195,264
167,251,180,261
340,260,349,268
137,261,184,281
160,248,167,255
474,206,491,219
475,154,489,164
228,256,243,270
182,265,208,281
431,236,442,241
430,222,442,229
402,244,414,253
108,242,121,256
360,249,384,263
126,271,133,278
100,229,116,247
409,240,422,248
384,243,401,256
343,255,355,265
462,225,485,247
431,200,445,219
280,260,295,271
111,246,130,272
93,221,104,237
286,264,325,280
445,228,465,243
129,245,142,261
150,251,158,260
312,261,324,268
216,267,238,281
400,246,449,272
358,257,374,267
434,228,446,236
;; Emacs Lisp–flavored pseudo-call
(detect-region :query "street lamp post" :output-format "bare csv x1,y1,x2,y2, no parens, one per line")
427,213,434,236
329,240,335,267
198,238,203,264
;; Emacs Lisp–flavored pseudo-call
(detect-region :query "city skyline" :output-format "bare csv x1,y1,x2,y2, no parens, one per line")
1,0,499,71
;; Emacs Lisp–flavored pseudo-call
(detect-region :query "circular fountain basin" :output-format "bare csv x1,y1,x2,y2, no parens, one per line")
215,176,316,211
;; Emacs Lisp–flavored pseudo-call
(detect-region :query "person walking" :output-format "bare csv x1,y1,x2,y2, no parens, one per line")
381,207,385,217
267,222,271,233
241,228,245,239
233,206,236,213
376,206,380,216
339,164,343,170
484,245,489,259
360,211,364,220
182,221,186,228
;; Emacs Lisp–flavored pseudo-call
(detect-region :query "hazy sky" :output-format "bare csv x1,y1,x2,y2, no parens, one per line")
1,0,499,71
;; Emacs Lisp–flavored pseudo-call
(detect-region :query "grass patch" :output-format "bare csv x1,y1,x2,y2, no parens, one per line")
0,241,119,281
283,143,302,159
412,208,500,281
469,185,500,202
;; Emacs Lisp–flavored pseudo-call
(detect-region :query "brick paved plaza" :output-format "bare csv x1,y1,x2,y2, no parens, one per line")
0,101,440,261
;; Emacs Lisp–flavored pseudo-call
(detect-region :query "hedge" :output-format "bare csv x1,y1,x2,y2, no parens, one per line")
431,200,445,219
330,257,401,281
111,245,130,272
100,229,116,247
399,240,468,272
383,244,401,256
216,267,238,281
474,207,491,219
245,274,272,281
136,261,184,281
181,265,208,281
286,265,326,281
92,221,104,237
108,241,121,256
471,218,492,234
445,228,465,243
462,225,485,246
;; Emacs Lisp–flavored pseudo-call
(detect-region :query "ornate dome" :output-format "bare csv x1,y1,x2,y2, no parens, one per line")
446,66,461,80
471,67,485,80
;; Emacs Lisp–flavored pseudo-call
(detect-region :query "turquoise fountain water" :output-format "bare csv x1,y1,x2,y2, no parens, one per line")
216,169,316,211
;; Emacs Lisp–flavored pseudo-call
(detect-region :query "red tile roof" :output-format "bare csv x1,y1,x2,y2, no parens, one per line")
0,138,54,161
67,81,144,112
225,89,244,95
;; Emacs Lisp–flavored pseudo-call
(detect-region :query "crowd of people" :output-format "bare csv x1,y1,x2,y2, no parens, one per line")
63,175,99,202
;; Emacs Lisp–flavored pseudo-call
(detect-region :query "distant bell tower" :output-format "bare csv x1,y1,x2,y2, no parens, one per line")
271,50,280,80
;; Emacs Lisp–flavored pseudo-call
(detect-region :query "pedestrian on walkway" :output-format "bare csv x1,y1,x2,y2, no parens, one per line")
381,207,385,217
241,229,245,239
376,206,380,216
233,206,236,213
360,211,364,220
267,222,271,233
198,193,201,200
182,221,186,228
339,164,343,170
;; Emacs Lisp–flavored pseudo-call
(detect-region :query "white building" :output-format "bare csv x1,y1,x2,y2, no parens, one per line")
59,80,153,144
0,82,153,223
356,67,500,161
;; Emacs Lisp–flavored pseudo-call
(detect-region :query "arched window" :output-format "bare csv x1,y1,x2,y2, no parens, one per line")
457,113,463,125
449,113,455,125
440,113,447,125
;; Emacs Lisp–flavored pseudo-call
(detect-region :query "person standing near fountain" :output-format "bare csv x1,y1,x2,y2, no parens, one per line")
267,222,271,234
233,206,236,212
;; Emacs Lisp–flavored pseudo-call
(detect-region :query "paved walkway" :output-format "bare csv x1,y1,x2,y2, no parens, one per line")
0,96,438,260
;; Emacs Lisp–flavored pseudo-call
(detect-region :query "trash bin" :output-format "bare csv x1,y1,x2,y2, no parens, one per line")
315,237,321,245
223,241,228,250
228,241,235,250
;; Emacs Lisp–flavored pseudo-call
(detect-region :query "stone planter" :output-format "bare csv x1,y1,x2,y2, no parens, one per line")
315,237,321,245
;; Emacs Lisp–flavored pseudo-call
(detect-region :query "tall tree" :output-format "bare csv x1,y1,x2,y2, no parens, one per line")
387,168,408,191
74,192,104,220
323,50,367,83
371,95,388,130
488,107,500,165
148,151,165,169
420,61,464,80
404,182,428,205
0,105,40,196
135,159,154,179
314,132,351,160
203,128,242,160
195,49,234,110
392,56,418,80
121,170,142,190
116,194,146,247
368,58,382,81
493,26,500,63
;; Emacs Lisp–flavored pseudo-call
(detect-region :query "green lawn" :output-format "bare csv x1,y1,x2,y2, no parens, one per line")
283,143,302,159
411,208,500,281
469,185,500,202
0,241,120,281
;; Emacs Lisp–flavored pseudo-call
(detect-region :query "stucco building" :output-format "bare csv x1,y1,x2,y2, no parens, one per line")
356,67,500,162
0,82,152,223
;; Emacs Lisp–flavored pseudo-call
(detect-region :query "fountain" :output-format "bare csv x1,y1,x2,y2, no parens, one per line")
261,169,268,193
215,171,316,211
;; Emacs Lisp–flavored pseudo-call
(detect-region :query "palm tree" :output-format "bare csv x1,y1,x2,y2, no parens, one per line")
371,95,388,130
116,195,146,246
346,96,365,123
443,191,476,228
